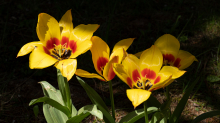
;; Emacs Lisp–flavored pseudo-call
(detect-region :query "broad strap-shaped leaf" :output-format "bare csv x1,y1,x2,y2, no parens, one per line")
119,107,158,123
66,105,103,123
170,77,200,123
29,97,71,118
76,76,114,123
191,110,220,123
40,81,77,117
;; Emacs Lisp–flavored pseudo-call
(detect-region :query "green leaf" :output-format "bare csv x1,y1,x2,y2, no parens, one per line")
40,81,77,117
149,112,163,123
206,75,220,82
33,105,39,118
66,105,103,123
170,77,200,123
57,69,72,112
29,97,71,118
43,103,67,123
76,76,114,123
192,110,220,123
119,107,158,123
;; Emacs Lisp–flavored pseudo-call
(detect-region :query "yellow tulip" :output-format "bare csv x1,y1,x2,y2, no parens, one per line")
17,10,99,81
113,45,186,108
76,36,134,81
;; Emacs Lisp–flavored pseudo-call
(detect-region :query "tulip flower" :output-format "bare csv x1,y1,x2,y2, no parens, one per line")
113,45,186,108
17,10,99,81
76,36,134,81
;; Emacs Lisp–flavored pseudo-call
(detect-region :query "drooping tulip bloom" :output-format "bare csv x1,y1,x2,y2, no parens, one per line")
76,36,134,81
17,10,99,81
113,45,186,108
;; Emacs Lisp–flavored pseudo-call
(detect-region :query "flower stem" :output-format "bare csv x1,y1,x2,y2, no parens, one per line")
166,86,170,101
144,101,149,123
108,81,115,121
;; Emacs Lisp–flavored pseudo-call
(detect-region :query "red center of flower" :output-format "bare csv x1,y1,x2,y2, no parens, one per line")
132,69,141,83
46,38,60,50
69,40,77,54
141,68,156,80
127,77,133,88
163,54,175,64
97,57,109,72
173,58,181,68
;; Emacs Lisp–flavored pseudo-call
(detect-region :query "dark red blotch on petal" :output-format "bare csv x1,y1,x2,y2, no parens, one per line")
132,69,140,83
46,38,60,50
97,57,109,71
163,54,175,63
173,58,181,68
61,36,69,48
154,76,161,84
127,77,133,88
141,68,156,80
108,66,116,80
43,46,50,55
69,40,77,54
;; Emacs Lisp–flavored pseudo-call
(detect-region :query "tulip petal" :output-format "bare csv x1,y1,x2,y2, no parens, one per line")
55,59,77,81
112,38,134,52
90,36,110,75
160,66,186,79
44,16,61,49
17,41,42,57
126,89,151,108
139,45,163,79
113,63,133,88
71,24,100,42
29,45,58,69
75,69,105,81
122,55,141,84
103,56,118,81
109,48,124,63
59,10,73,43
37,13,52,42
154,34,180,63
69,39,92,58
175,50,198,70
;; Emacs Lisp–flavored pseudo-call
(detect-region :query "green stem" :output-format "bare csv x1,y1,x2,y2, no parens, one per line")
108,81,115,121
144,101,149,123
166,86,170,101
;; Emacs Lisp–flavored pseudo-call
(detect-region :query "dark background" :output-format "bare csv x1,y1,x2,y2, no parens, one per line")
1,0,220,122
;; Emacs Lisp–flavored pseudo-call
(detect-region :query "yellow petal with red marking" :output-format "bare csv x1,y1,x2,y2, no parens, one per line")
90,36,110,75
71,24,100,42
113,63,133,88
29,45,58,69
59,10,73,43
109,48,124,63
122,55,141,84
103,56,118,81
55,59,77,81
75,69,105,81
17,41,42,57
69,39,92,58
139,45,163,79
44,16,61,49
37,13,52,42
112,38,134,52
154,34,180,61
175,50,198,70
127,89,151,108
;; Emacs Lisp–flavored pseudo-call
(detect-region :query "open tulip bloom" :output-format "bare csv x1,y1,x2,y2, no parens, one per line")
113,45,186,108
17,10,99,81
76,36,134,81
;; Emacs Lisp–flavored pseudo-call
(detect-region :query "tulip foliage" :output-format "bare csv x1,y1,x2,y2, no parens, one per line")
17,10,220,123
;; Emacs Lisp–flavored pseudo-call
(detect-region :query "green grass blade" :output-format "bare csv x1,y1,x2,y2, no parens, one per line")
76,76,114,123
170,77,200,123
191,111,220,123
147,95,161,108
